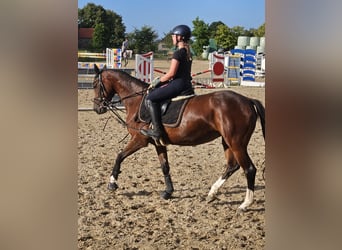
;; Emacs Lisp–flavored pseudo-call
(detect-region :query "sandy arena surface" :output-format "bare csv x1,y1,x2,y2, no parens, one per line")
78,59,265,249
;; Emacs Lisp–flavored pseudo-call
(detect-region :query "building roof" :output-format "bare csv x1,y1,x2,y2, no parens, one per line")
78,28,94,39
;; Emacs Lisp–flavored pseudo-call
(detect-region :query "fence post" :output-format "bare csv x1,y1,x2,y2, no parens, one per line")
210,53,226,87
106,48,122,69
135,52,154,83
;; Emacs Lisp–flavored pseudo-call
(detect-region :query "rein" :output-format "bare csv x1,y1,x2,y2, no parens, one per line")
104,91,147,143
119,90,147,102
105,89,147,127
98,90,146,130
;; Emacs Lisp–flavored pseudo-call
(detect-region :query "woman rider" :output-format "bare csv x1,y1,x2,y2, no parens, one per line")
141,24,193,140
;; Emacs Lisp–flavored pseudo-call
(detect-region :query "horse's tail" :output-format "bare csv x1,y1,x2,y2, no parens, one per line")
251,99,265,139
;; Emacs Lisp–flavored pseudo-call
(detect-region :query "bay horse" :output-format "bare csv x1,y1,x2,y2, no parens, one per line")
92,64,265,211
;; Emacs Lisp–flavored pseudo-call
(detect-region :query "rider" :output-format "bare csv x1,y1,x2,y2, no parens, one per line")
141,24,194,140
121,37,129,66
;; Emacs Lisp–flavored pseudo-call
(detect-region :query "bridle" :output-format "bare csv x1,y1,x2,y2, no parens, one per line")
93,73,109,107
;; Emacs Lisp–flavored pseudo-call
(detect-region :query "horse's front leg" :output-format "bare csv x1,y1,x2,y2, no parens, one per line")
155,145,174,199
108,135,148,190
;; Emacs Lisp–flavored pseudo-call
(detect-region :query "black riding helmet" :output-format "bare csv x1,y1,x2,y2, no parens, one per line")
172,25,191,41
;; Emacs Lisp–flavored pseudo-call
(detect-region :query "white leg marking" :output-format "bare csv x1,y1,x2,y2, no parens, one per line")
208,177,226,197
110,175,116,184
238,188,254,210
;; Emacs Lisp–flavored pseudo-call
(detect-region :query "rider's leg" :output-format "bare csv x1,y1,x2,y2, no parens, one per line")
140,100,164,140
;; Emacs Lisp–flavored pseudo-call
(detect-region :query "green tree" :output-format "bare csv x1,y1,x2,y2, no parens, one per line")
254,23,265,37
78,3,106,28
230,26,247,37
191,17,210,56
214,24,232,50
245,28,256,37
129,26,158,54
78,3,125,50
227,25,249,49
211,24,248,51
92,23,106,49
106,10,125,48
161,31,173,49
208,21,225,38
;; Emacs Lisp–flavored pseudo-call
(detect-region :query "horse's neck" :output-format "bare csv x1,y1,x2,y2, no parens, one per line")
118,87,143,114
110,72,145,117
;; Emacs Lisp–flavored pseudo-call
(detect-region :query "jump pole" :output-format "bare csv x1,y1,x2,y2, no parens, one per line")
78,107,94,111
153,68,167,75
78,106,125,111
191,69,211,77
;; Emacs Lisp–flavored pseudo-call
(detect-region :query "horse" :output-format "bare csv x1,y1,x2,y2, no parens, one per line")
92,64,265,211
122,50,128,67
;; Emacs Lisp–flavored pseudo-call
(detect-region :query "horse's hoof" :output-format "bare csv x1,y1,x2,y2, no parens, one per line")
237,208,247,213
206,195,216,203
108,182,118,191
237,206,248,212
161,191,172,200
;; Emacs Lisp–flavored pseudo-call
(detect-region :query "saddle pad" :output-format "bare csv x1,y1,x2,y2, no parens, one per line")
138,95,191,127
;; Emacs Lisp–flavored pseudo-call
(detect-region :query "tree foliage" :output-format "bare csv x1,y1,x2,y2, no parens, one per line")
190,18,266,54
254,23,265,37
78,3,125,50
105,10,126,48
161,31,173,50
78,3,106,28
191,17,210,56
92,23,106,49
208,21,226,38
214,24,233,50
128,26,158,54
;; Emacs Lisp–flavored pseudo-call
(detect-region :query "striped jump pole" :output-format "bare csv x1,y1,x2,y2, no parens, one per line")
191,69,211,77
78,52,106,59
153,68,211,77
154,68,167,75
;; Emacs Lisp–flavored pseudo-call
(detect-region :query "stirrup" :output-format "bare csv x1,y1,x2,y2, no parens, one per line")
140,129,167,146
140,128,161,140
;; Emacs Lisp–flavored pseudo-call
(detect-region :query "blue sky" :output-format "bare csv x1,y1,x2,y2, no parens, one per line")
78,0,265,38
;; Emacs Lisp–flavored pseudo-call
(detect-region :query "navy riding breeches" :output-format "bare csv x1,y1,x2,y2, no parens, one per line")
146,78,192,103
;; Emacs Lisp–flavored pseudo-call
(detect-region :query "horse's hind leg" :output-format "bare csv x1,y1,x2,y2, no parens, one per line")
155,145,174,199
207,140,240,202
232,147,256,211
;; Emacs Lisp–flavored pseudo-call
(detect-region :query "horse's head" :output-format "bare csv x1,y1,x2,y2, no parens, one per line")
92,64,115,114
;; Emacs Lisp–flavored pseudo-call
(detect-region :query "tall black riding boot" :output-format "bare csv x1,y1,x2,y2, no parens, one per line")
141,100,163,140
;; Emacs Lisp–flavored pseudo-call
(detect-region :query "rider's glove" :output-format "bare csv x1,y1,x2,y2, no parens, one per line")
149,77,161,89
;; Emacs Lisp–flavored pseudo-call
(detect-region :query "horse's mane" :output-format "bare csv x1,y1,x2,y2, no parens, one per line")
105,69,149,89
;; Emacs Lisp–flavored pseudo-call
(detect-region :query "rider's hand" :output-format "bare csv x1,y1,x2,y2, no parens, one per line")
150,77,161,88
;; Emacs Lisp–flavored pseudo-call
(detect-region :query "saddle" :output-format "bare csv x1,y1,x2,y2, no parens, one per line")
138,89,195,128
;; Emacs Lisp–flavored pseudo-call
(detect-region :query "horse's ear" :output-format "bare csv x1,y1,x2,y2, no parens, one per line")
103,64,107,70
94,64,100,74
